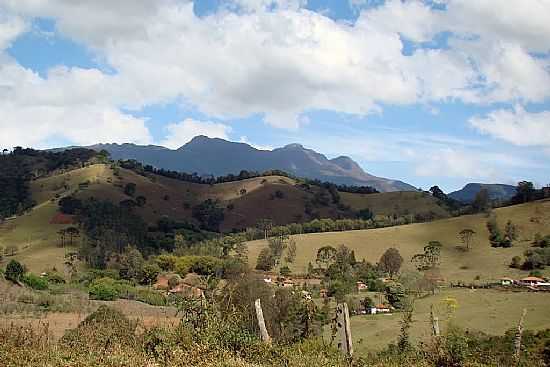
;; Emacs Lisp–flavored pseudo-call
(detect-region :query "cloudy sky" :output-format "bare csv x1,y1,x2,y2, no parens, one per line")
0,0,549,192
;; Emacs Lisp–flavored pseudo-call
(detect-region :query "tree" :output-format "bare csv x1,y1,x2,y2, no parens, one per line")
280,265,291,276
124,182,137,197
504,220,518,242
0,245,3,261
256,248,275,271
136,195,147,207
411,241,442,271
378,247,403,277
257,219,273,240
487,214,503,247
140,263,161,285
268,234,289,266
458,229,476,250
284,238,297,264
57,229,66,247
5,259,25,282
192,199,225,231
65,227,80,246
119,246,144,281
357,208,373,220
59,196,83,214
385,281,407,309
472,188,490,212
514,181,535,203
315,246,337,270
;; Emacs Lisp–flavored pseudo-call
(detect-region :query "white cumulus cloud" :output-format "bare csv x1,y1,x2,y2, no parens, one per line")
0,0,548,147
470,106,550,147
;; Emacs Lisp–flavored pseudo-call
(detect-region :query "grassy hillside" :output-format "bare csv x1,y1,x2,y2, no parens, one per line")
247,199,550,282
340,191,449,219
1,163,449,272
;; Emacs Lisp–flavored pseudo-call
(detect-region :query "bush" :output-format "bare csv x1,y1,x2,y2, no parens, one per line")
191,256,223,276
510,256,522,269
46,271,66,284
140,262,161,285
175,256,198,276
280,265,291,276
5,260,25,282
136,289,167,306
22,273,49,290
89,277,119,301
155,254,177,271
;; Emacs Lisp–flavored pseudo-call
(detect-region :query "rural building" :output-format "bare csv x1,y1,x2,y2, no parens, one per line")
368,304,392,314
356,281,368,291
500,277,514,286
319,288,328,298
520,276,549,287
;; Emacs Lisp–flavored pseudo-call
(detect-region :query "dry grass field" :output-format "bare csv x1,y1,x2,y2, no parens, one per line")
247,199,550,282
0,299,179,340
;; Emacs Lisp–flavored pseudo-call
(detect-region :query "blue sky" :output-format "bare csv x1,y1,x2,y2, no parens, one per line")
1,0,549,192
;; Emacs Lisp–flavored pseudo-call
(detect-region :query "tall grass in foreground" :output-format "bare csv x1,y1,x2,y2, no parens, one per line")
1,305,549,367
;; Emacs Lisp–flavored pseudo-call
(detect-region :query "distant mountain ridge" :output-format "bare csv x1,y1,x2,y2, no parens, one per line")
449,183,517,203
85,136,417,192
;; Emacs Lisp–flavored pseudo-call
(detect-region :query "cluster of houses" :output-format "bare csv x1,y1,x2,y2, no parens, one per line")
500,276,550,289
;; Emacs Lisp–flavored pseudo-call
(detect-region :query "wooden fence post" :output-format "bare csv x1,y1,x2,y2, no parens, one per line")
255,298,272,345
336,303,353,357
514,308,527,364
430,305,440,337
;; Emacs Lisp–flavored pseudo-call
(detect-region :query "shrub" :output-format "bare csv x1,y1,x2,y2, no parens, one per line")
140,263,161,285
22,273,49,290
62,305,137,351
191,256,222,276
5,260,25,282
136,289,167,306
510,256,522,269
155,254,177,271
175,256,198,276
46,271,66,284
89,277,119,301
124,182,137,196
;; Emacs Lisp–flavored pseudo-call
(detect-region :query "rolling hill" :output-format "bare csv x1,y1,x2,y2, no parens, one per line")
247,199,550,283
0,162,447,272
85,136,416,192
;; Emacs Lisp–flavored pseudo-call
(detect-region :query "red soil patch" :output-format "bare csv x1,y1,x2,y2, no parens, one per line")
50,212,75,224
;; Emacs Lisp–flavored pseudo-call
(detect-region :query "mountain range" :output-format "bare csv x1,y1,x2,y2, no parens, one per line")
86,136,417,192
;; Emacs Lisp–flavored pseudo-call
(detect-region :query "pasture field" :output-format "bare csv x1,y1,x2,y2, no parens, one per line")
344,288,550,354
247,199,550,282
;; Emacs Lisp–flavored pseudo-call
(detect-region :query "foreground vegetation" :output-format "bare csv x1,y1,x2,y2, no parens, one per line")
2,293,550,366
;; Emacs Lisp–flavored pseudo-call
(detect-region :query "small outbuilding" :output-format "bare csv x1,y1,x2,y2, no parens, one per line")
500,277,514,286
